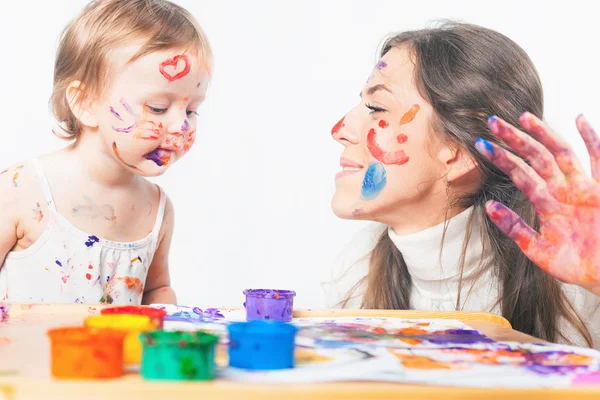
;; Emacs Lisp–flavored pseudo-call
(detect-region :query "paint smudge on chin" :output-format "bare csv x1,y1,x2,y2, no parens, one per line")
361,162,387,200
400,104,420,125
109,106,123,121
376,60,387,69
352,208,364,217
331,116,345,135
367,129,409,165
181,119,189,133
143,149,171,167
159,54,191,82
112,142,142,171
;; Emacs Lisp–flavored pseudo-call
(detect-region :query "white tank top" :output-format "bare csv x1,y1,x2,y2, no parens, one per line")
0,159,166,304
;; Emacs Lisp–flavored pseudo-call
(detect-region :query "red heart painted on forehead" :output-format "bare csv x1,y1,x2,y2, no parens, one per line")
159,54,191,82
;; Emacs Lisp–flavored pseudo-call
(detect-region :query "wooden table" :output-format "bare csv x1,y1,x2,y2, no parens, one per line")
1,304,600,400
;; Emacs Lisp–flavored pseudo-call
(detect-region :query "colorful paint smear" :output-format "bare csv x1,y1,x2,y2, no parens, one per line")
109,106,123,121
112,98,138,133
159,54,191,82
85,235,100,248
331,116,345,135
397,134,408,144
144,149,171,167
32,202,44,223
113,122,138,133
476,112,600,291
365,104,419,165
112,142,142,171
375,60,387,69
361,162,387,200
378,120,389,129
399,104,420,126
367,129,409,165
182,119,189,133
183,130,196,153
139,121,162,141
12,165,23,188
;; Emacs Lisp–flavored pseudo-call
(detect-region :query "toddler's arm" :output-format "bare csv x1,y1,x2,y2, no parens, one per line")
0,168,19,268
142,195,177,305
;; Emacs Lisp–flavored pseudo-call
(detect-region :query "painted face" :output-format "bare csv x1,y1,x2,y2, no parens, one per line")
96,47,210,176
331,48,448,226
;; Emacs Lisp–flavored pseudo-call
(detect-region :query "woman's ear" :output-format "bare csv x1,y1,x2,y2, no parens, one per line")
66,80,99,129
438,143,478,184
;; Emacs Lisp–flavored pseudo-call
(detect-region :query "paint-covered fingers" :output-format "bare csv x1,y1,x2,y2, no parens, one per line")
475,138,559,215
576,114,600,180
519,112,585,178
488,116,565,184
484,200,537,254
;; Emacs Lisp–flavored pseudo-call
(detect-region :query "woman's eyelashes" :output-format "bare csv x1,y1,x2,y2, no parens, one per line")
365,103,387,114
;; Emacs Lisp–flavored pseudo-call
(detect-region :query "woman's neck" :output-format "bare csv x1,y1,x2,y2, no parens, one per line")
388,206,489,283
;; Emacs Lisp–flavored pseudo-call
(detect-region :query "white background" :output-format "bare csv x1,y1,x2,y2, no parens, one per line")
0,1,598,308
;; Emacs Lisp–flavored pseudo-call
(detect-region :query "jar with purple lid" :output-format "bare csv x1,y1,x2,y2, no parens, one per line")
243,289,296,322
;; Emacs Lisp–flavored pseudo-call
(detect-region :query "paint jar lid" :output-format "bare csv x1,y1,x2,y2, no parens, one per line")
228,320,298,337
101,305,167,319
47,326,126,344
243,289,296,299
85,314,156,331
140,330,219,348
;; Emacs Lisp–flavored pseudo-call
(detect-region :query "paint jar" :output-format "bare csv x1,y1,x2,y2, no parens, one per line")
47,327,126,379
228,321,298,370
243,289,296,322
85,314,157,365
140,330,219,381
101,305,167,328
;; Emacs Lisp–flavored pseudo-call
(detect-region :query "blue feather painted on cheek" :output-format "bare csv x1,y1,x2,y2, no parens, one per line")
361,162,387,200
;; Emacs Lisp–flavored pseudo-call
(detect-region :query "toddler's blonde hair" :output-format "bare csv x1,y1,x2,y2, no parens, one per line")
51,0,212,140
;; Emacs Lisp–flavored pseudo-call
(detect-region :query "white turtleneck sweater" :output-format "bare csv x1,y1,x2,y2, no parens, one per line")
324,207,600,349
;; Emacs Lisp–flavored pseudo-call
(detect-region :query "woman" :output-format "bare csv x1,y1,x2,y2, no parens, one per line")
328,21,600,348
